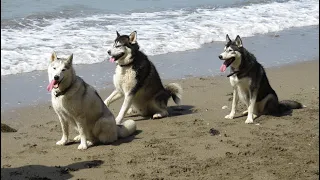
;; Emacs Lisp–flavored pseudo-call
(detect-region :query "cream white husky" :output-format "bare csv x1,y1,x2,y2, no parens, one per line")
47,52,136,150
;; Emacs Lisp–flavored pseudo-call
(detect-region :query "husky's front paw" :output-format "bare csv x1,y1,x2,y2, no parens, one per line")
77,143,88,150
56,139,68,146
73,135,81,142
225,113,235,119
245,118,254,124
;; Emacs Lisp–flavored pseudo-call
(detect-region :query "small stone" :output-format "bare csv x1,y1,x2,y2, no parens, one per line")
209,128,220,136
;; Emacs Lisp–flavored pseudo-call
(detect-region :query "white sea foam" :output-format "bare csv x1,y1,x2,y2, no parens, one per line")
1,0,318,75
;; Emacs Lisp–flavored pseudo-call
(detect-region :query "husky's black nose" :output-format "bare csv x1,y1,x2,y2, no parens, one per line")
107,50,111,55
218,55,223,59
54,75,59,81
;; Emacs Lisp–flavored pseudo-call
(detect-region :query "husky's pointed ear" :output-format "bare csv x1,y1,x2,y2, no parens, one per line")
51,51,58,62
116,31,120,37
235,35,243,47
66,54,73,65
226,34,231,43
129,31,137,43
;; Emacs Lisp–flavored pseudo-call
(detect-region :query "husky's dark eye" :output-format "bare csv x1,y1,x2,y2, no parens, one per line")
62,69,66,71
53,67,56,70
115,45,122,48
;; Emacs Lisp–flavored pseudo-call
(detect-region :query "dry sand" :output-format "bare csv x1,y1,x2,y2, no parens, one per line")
1,60,319,180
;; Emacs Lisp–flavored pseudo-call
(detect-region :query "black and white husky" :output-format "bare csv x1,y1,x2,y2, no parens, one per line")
105,31,183,124
219,34,303,124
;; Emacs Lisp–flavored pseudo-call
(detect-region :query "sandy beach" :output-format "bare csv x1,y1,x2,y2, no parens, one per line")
1,0,319,179
1,59,319,180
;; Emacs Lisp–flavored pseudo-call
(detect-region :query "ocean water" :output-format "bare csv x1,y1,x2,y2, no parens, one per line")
1,0,319,76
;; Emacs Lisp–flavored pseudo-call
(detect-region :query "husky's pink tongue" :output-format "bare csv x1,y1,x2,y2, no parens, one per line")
47,80,56,92
220,64,227,72
109,57,115,63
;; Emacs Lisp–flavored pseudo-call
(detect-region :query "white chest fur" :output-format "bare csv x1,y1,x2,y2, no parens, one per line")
113,66,137,95
52,95,73,114
51,96,74,121
229,75,252,105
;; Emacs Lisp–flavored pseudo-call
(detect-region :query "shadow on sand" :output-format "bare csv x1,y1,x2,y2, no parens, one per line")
1,160,103,180
231,109,294,123
64,129,143,148
131,105,196,122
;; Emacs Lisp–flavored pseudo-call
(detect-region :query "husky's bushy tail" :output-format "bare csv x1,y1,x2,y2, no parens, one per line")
165,83,183,105
117,120,136,138
278,100,305,115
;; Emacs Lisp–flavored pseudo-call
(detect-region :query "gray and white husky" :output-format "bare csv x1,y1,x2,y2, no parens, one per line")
218,34,303,124
105,31,183,124
47,52,136,150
